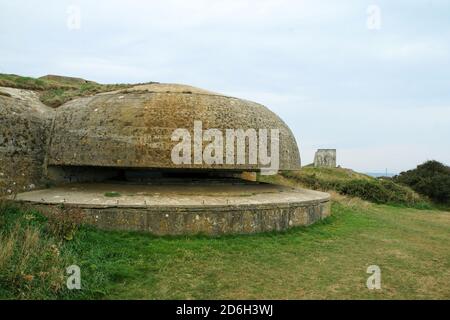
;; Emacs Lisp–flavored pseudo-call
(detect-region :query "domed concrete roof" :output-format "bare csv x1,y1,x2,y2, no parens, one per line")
48,83,301,171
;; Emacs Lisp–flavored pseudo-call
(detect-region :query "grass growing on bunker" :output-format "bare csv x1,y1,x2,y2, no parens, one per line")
104,192,121,198
1,197,449,299
0,73,134,108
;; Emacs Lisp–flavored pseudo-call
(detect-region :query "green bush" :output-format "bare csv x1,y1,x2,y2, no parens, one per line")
394,160,450,204
336,179,424,206
281,168,426,207
337,180,389,203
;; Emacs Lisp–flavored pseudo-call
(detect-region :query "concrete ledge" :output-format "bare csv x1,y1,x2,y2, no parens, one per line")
12,182,331,235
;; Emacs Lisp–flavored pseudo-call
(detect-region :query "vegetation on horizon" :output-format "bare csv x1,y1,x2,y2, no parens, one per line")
262,166,430,208
0,73,134,108
394,160,450,204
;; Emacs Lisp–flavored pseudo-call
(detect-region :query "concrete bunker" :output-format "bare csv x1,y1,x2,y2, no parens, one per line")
4,82,331,235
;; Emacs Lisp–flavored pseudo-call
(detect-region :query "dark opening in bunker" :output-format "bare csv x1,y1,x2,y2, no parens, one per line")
46,165,255,185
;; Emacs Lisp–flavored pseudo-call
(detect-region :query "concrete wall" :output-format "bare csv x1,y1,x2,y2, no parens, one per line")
0,87,53,196
25,199,331,235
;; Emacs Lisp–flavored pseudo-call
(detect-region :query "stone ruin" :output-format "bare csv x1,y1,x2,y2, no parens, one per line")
0,81,330,235
313,149,336,168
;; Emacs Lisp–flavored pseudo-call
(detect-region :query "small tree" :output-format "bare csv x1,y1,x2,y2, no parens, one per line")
394,160,450,204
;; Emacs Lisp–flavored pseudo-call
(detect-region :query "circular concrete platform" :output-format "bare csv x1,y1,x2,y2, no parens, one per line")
12,180,330,235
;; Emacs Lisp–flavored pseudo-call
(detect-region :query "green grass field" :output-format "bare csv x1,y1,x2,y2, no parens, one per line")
1,197,449,299
76,201,450,299
1,168,449,299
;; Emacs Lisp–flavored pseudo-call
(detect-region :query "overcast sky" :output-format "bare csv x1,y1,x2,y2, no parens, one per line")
1,0,449,173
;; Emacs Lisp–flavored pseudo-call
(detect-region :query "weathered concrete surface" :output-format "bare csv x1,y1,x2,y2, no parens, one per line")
13,181,330,235
314,149,336,168
0,87,54,195
48,83,301,171
1,81,331,235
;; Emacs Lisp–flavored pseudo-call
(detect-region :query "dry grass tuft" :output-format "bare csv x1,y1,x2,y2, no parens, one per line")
0,201,82,299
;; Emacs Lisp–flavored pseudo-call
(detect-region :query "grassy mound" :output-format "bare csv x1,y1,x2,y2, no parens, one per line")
260,167,428,208
0,73,134,107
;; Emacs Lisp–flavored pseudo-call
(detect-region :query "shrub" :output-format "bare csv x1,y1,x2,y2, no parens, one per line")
0,202,84,299
0,206,66,298
394,160,450,204
336,179,424,206
337,180,390,203
281,168,427,207
45,206,85,241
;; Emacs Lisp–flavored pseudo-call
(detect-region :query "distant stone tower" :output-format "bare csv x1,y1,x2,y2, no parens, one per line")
314,149,336,168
